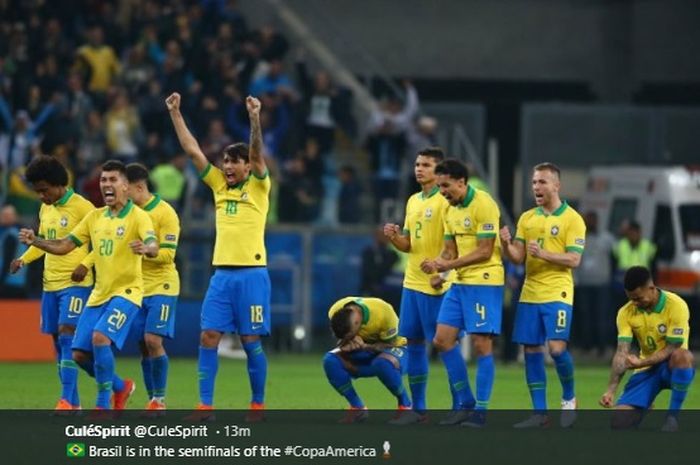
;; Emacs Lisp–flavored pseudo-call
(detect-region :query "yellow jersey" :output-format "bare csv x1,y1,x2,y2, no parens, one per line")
19,189,95,291
617,290,690,371
444,186,504,285
68,200,156,307
200,164,270,266
328,297,406,347
77,45,120,92
515,202,585,305
141,194,180,297
401,186,450,295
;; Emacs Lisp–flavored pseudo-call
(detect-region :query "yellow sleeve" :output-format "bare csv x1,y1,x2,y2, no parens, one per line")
565,213,586,254
443,210,454,239
666,301,690,345
68,212,93,247
514,212,527,244
19,246,45,264
137,210,157,244
147,208,180,265
199,163,227,191
80,250,95,268
476,196,499,239
379,302,400,342
616,309,633,342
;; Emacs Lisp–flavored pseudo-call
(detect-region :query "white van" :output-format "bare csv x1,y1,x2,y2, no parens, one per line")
580,166,700,299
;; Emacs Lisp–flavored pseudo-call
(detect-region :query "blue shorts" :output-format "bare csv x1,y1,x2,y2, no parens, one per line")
40,286,92,334
72,297,140,351
616,361,677,409
436,284,503,335
512,301,573,345
398,288,444,341
201,267,271,335
130,295,178,339
333,347,408,378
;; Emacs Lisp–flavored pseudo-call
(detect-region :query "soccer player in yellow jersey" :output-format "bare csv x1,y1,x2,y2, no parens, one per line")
323,296,411,423
500,162,585,428
421,159,504,427
383,147,451,423
19,160,158,410
167,92,270,420
126,163,180,410
600,266,694,432
10,155,94,410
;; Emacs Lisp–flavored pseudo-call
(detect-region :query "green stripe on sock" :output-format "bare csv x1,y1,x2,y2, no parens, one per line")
97,382,112,392
672,383,690,392
198,372,207,380
453,381,466,391
559,375,574,382
251,347,264,356
337,382,353,394
528,382,546,390
476,400,489,407
60,360,78,369
153,389,166,396
408,375,428,384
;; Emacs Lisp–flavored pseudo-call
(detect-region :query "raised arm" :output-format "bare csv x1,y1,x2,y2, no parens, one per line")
18,228,76,256
383,223,411,253
500,226,526,264
246,96,266,177
166,92,208,173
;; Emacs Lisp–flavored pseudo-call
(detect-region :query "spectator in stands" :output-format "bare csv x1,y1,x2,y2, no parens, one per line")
296,58,354,156
360,227,399,302
227,94,290,162
249,58,295,99
76,110,107,177
151,153,188,212
612,220,657,307
337,165,362,224
104,89,142,163
74,25,121,100
0,204,28,298
366,81,418,221
277,155,323,223
574,211,616,355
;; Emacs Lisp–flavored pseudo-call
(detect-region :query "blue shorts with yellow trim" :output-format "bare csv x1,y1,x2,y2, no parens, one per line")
72,296,140,351
201,267,271,335
129,295,178,339
40,286,92,334
513,301,573,345
398,288,444,341
436,284,503,335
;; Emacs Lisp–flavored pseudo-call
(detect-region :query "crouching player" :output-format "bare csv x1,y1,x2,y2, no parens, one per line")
323,297,412,423
600,266,695,431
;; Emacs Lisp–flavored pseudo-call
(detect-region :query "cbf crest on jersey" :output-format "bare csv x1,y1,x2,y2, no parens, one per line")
425,208,433,219
463,217,472,228
241,192,249,201
116,225,125,237
551,225,560,236
60,216,68,228
658,324,667,334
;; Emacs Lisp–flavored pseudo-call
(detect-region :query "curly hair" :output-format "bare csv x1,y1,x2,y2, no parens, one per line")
25,155,69,187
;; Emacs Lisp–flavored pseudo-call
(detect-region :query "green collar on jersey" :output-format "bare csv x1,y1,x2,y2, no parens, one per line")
638,289,667,314
143,194,161,211
536,200,568,217
105,199,134,219
55,188,74,206
458,185,476,209
420,185,440,200
353,299,370,324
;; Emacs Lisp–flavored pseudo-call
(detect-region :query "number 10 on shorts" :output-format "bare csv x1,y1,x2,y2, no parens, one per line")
250,305,264,323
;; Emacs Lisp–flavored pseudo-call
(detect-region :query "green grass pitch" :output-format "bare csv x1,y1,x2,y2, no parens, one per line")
0,355,697,409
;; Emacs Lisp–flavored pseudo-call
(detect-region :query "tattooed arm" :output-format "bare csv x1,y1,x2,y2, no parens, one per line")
420,238,457,274
599,340,631,407
626,342,680,370
246,96,266,177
